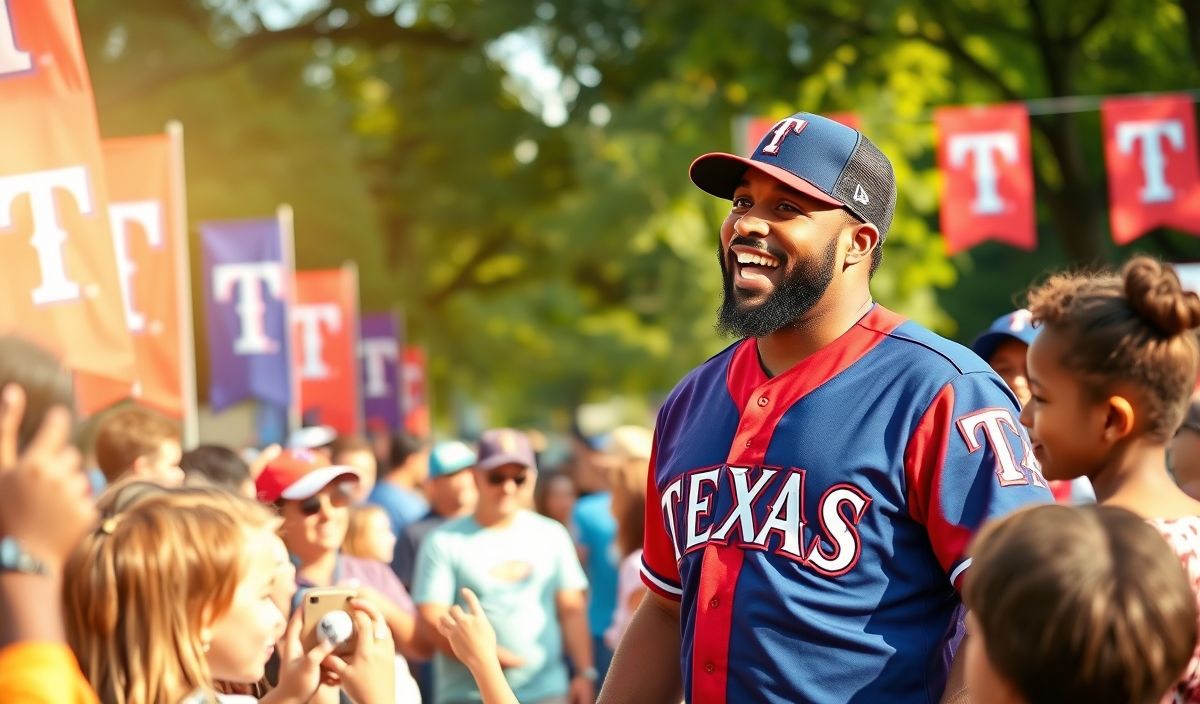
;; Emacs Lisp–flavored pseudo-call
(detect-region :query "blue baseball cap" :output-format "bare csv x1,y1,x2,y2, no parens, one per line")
970,310,1038,362
428,440,477,478
689,112,897,239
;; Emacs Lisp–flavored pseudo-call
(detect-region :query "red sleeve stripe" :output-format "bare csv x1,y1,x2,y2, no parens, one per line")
641,559,683,599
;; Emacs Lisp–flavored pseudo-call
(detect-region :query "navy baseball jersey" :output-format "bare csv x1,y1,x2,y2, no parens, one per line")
640,305,1051,704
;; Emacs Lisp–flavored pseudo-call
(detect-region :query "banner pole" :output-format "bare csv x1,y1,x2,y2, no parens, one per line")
166,121,200,447
344,260,365,435
276,204,300,438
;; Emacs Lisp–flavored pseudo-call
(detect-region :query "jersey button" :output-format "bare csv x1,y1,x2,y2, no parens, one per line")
757,396,769,407
709,597,719,608
704,662,716,673
744,439,751,448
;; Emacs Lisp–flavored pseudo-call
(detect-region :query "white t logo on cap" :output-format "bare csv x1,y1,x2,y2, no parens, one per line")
761,118,808,156
852,184,870,205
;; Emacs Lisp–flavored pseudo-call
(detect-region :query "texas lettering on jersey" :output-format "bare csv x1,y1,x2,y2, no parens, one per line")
659,407,1041,578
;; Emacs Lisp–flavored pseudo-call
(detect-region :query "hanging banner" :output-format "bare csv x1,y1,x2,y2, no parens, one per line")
294,267,362,436
1102,94,1200,245
935,103,1037,254
0,0,135,400
76,134,192,419
200,217,294,412
401,345,430,438
739,112,861,155
360,312,402,434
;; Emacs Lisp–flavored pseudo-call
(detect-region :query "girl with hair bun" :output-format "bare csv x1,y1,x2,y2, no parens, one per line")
1021,255,1200,702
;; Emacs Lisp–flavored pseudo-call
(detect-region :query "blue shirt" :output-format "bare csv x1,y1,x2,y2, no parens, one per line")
641,305,1052,704
413,511,589,703
572,492,618,637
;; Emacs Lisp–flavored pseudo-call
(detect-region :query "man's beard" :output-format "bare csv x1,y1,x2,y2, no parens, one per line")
715,236,839,338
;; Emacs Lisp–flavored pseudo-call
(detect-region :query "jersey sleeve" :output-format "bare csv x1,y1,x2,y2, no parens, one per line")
904,372,1052,590
640,435,683,601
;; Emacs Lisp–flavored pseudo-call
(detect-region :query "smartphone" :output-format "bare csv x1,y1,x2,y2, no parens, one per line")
300,587,358,655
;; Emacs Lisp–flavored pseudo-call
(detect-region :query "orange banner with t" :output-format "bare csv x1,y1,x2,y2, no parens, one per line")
0,0,135,407
294,266,362,436
75,127,198,434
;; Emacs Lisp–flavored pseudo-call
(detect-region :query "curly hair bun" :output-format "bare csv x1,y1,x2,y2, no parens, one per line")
1123,256,1200,336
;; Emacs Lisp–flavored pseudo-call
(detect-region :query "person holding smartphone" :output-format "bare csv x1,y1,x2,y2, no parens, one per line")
413,428,594,704
257,449,424,701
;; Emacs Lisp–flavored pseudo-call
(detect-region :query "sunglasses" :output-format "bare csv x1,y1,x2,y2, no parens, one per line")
486,472,529,487
298,482,355,516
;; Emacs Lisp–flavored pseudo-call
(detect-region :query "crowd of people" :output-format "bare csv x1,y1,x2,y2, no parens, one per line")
6,109,1200,704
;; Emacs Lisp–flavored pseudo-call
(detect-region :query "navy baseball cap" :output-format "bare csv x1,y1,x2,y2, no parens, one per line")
476,428,537,472
429,440,477,478
690,112,897,239
970,310,1038,362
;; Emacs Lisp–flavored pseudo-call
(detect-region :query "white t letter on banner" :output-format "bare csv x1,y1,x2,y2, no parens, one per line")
1117,119,1185,204
360,337,398,398
212,262,283,355
0,1,32,76
294,303,341,380
948,132,1018,216
108,201,164,333
0,166,89,305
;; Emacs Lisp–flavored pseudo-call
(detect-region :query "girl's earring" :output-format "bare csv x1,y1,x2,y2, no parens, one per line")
201,639,211,653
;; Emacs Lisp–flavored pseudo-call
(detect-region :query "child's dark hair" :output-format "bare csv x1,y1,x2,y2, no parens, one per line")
1026,256,1200,441
964,504,1197,704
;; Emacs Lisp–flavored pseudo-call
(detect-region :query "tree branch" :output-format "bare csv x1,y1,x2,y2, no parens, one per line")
423,232,516,309
97,9,472,108
1070,0,1114,43
914,3,1023,104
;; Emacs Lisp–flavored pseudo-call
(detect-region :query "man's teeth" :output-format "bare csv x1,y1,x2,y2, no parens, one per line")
735,252,779,268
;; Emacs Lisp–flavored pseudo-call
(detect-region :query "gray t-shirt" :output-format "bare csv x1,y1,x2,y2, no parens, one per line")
413,510,588,704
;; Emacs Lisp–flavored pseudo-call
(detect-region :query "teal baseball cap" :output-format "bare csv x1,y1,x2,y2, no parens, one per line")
429,440,477,478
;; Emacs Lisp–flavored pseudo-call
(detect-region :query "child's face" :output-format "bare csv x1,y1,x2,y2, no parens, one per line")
988,339,1031,408
364,509,397,563
206,529,287,684
964,613,1025,704
1020,327,1109,481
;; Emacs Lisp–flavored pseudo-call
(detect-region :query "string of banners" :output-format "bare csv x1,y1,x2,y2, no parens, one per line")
740,93,1200,253
0,0,428,440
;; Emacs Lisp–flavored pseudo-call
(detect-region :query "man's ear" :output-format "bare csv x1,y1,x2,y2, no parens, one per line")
1102,395,1136,442
843,220,880,269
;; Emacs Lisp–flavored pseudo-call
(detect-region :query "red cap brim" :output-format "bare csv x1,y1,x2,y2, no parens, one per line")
689,152,844,207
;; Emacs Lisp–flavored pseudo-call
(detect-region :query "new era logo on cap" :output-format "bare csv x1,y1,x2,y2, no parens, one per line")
690,112,897,240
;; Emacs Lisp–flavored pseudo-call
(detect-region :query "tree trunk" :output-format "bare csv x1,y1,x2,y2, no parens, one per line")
1035,112,1107,264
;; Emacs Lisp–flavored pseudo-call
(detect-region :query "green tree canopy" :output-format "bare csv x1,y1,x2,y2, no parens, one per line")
77,0,1200,429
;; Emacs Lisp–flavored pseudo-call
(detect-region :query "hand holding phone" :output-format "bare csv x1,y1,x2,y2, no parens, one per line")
300,586,359,655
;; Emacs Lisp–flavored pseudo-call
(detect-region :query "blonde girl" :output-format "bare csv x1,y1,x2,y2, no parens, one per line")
1021,256,1200,702
343,504,398,564
64,487,395,704
602,426,653,651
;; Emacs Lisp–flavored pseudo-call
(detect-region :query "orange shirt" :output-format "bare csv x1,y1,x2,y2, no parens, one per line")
0,642,98,704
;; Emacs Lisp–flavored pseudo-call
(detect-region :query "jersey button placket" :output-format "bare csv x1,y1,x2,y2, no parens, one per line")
757,395,769,407
704,662,716,674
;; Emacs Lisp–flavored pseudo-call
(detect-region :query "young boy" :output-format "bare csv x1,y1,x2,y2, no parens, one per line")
963,504,1197,704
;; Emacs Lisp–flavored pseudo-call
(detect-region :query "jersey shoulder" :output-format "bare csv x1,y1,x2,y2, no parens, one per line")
659,339,743,415
872,317,995,378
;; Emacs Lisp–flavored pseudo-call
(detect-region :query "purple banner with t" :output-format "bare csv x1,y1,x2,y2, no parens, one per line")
200,218,293,412
360,312,403,433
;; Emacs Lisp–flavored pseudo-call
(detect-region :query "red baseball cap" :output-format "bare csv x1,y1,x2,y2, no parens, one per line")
255,449,360,503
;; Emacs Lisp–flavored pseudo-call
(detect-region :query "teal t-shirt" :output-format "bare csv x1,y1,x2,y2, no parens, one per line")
413,510,589,704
